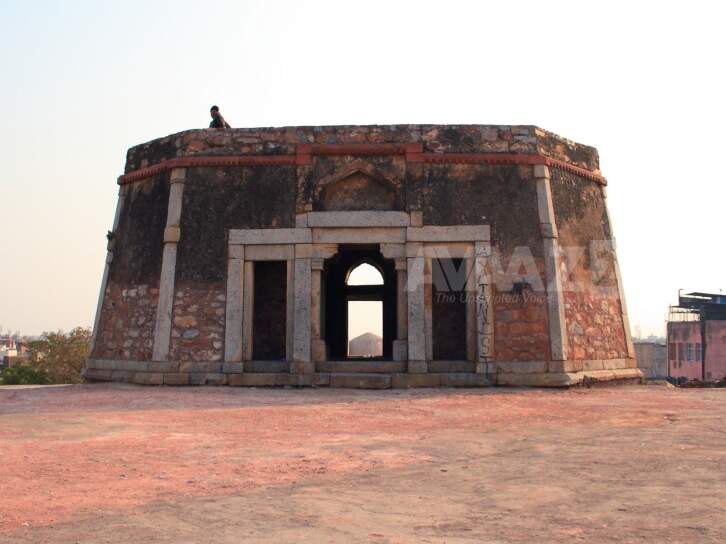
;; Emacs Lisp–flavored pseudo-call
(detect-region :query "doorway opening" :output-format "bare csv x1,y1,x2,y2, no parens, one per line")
324,245,396,360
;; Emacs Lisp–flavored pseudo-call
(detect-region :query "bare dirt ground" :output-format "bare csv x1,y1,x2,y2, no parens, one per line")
0,383,724,543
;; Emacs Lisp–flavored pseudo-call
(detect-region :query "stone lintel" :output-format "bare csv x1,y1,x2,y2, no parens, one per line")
245,244,294,261
229,228,312,245
312,227,406,244
306,211,410,228
406,225,490,243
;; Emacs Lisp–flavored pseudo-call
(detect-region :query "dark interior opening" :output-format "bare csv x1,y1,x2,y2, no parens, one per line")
252,260,287,360
432,258,467,360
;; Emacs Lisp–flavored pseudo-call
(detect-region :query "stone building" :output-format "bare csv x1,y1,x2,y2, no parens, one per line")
85,125,640,388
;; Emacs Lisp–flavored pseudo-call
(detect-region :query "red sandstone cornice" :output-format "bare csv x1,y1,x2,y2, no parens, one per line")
118,144,606,185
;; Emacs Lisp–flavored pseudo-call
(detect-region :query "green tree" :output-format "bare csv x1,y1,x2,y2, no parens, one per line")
28,327,91,384
0,364,49,385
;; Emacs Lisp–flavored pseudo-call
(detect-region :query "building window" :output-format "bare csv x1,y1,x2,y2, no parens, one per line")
687,343,693,362
669,342,676,361
696,343,702,361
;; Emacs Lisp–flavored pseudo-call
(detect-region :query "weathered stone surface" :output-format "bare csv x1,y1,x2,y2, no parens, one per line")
392,373,440,388
407,360,428,374
164,372,190,385
190,373,227,385
179,361,222,373
222,362,244,373
132,372,164,385
330,373,392,389
306,211,410,228
90,125,632,388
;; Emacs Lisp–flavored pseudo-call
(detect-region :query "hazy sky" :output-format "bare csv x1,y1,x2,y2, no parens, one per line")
1,0,724,337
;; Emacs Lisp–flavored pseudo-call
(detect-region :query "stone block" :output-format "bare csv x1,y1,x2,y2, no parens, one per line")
229,373,276,387
164,226,180,243
169,167,186,182
228,245,245,260
290,360,315,374
295,213,308,227
110,370,134,382
407,360,428,373
164,372,190,385
229,228,311,245
222,362,245,373
406,225,490,243
439,373,492,387
147,361,180,373
297,373,330,387
410,210,423,227
190,373,227,385
312,227,406,244
330,373,392,389
83,368,113,381
392,373,440,388
113,360,148,372
133,372,164,385
179,361,222,373
533,164,550,179
392,339,408,361
312,339,327,362
306,211,410,228
245,244,294,261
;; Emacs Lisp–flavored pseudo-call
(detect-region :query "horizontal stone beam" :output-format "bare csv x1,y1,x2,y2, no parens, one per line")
305,211,411,228
312,227,406,244
229,228,311,245
406,225,490,242
244,244,295,261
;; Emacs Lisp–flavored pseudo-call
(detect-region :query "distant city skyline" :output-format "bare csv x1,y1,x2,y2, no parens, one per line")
1,1,725,338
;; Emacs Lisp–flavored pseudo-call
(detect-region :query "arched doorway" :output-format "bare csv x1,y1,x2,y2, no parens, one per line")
324,245,396,360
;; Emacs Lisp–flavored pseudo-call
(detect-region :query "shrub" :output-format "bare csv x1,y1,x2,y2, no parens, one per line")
0,364,50,385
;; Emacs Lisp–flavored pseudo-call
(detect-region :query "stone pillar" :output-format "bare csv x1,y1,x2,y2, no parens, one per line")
475,241,494,372
285,259,294,362
534,165,568,362
601,186,635,359
291,254,312,373
90,184,126,354
224,245,245,362
152,167,185,362
406,246,427,373
311,258,326,363
393,258,408,361
465,254,476,363
242,260,255,361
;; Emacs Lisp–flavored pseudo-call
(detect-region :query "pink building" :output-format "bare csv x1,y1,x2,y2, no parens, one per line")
667,292,726,382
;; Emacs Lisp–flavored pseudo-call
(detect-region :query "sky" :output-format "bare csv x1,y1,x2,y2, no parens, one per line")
0,0,724,338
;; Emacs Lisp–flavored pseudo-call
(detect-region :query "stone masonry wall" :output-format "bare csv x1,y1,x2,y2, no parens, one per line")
93,173,168,360
169,283,225,362
550,167,627,360
93,284,158,360
124,125,599,174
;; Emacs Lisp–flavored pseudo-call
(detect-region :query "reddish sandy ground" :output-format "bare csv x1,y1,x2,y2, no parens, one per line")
0,383,724,543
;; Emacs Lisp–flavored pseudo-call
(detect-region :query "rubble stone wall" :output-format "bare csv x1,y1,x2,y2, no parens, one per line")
92,174,169,360
550,167,628,361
